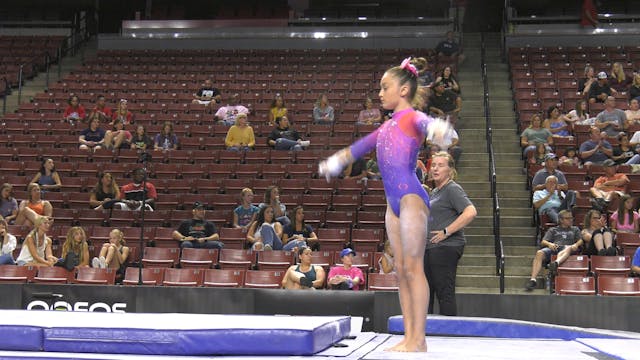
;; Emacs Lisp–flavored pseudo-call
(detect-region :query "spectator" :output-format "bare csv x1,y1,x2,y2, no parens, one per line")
232,188,259,231
259,185,289,226
103,117,132,150
434,31,465,64
612,132,640,165
524,210,582,291
78,115,106,152
428,81,462,123
624,98,640,129
312,93,335,125
62,95,86,125
89,172,120,210
580,0,598,28
632,247,640,275
282,206,317,251
267,115,309,151
531,153,570,192
130,125,153,151
434,66,460,93
16,216,56,266
214,93,249,126
578,65,596,97
413,57,434,87
282,246,326,289
246,205,285,251
192,79,221,111
595,96,626,137
628,73,640,101
57,226,90,269
520,114,553,158
111,99,134,125
0,218,17,265
224,113,255,151
559,147,581,167
327,248,365,290
29,158,61,192
533,175,575,224
268,93,287,126
154,121,179,151
378,240,395,274
426,126,462,165
543,105,572,137
581,209,615,256
425,151,477,315
356,98,382,125
88,94,112,123
529,143,549,166
579,126,613,166
609,194,640,234
630,129,640,147
342,158,367,180
609,62,631,92
114,168,157,211
15,184,53,227
92,228,130,272
566,99,591,125
0,183,18,224
172,201,223,250
590,159,630,208
588,72,617,104
366,152,381,180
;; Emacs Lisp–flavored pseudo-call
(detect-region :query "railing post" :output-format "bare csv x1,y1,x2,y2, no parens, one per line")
57,47,62,81
45,52,50,90
17,65,24,105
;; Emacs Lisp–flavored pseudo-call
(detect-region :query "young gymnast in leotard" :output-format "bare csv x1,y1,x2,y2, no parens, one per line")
319,58,451,352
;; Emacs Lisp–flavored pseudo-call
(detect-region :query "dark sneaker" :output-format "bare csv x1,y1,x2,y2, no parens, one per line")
606,247,617,256
548,261,558,276
525,279,537,291
300,276,313,288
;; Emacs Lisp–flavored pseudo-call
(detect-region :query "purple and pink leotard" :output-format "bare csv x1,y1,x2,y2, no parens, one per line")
350,108,434,216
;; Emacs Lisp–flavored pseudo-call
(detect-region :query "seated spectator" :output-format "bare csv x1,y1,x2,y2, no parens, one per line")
356,98,382,125
246,205,287,251
434,66,460,93
520,114,553,158
154,121,179,151
29,158,61,192
111,99,133,126
312,93,335,125
579,126,613,166
531,153,570,192
612,132,640,165
588,72,617,104
57,226,90,270
88,94,112,123
92,228,130,272
267,115,309,151
628,73,640,101
224,113,255,151
624,98,640,129
595,96,626,137
578,65,596,97
413,57,434,87
342,158,367,180
529,143,549,166
630,129,640,147
609,195,640,234
0,183,18,224
366,152,381,180
589,159,630,208
524,210,582,291
378,240,396,274
130,125,153,151
428,81,462,124
79,115,106,152
16,184,53,227
581,209,615,256
103,117,132,150
214,93,249,126
566,99,590,125
327,248,365,291
233,188,259,231
172,202,223,250
632,247,640,275
543,105,571,137
435,31,465,64
89,172,120,210
533,175,575,224
192,79,221,110
282,246,325,289
259,185,289,226
62,95,86,125
559,147,581,167
268,93,288,126
609,62,631,92
427,126,463,165
0,218,17,265
282,206,318,251
114,168,156,211
16,216,56,266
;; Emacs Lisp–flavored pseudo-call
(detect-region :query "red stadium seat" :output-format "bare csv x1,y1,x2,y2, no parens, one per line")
203,269,245,288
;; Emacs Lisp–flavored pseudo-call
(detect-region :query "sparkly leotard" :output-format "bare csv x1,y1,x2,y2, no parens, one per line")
350,108,433,216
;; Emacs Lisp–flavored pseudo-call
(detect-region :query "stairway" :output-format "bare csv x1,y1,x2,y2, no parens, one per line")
453,33,542,294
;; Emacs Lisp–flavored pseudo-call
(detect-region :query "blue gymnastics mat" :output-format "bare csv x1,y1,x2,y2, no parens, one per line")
0,310,350,356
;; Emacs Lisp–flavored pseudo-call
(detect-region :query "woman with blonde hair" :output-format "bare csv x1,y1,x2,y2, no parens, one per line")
93,228,130,270
15,183,53,227
609,62,631,92
312,93,334,125
224,113,255,151
16,216,56,266
58,226,90,269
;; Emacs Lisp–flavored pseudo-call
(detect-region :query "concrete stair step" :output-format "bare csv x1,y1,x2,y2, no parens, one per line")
456,286,548,295
464,226,535,237
465,245,536,256
456,274,546,290
466,235,536,247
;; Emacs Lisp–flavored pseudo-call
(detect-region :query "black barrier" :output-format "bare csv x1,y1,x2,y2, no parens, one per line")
135,287,253,314
22,284,136,313
0,284,23,309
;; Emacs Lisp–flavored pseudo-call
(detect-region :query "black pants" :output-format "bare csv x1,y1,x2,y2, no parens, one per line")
424,244,464,316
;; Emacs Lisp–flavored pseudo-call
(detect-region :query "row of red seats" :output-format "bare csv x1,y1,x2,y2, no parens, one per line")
555,275,640,296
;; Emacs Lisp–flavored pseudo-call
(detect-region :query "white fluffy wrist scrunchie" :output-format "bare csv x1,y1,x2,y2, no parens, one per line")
318,153,346,181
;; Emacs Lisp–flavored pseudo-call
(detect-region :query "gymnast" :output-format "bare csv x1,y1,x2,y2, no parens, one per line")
319,58,451,352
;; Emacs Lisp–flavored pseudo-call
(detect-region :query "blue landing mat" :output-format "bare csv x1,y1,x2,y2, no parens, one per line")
0,310,350,356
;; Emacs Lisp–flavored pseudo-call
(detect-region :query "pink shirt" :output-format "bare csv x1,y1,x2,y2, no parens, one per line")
610,210,640,232
328,266,365,291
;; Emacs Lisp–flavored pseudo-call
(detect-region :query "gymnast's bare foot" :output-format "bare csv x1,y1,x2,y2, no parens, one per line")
385,338,427,352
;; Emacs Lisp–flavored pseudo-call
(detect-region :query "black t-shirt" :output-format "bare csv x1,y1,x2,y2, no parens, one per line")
347,158,366,177
268,127,301,143
588,82,612,101
435,40,459,56
283,223,314,239
429,90,458,113
177,219,217,239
